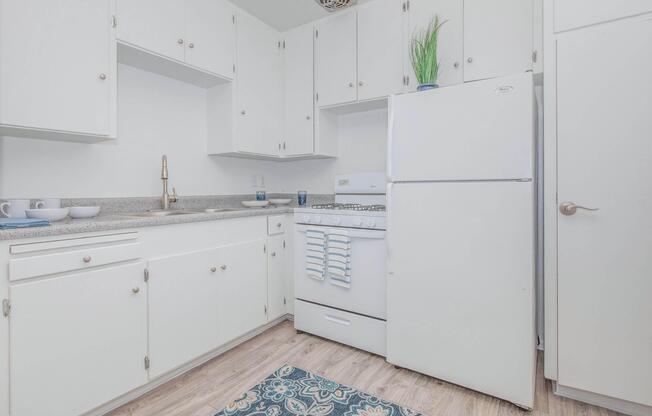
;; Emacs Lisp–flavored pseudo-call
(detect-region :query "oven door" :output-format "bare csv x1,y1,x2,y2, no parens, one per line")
294,224,387,319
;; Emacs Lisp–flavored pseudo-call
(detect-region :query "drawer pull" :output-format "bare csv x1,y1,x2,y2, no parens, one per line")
83,256,92,263
277,222,282,227
325,315,351,326
210,266,217,273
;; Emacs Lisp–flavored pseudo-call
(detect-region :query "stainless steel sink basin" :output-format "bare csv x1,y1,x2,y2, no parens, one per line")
128,209,196,217
198,208,241,213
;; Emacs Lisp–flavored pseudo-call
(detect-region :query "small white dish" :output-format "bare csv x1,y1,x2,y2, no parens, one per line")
69,206,101,219
241,200,270,208
269,198,292,206
25,208,69,222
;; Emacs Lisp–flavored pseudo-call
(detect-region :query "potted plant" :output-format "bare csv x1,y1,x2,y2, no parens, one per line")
410,16,446,91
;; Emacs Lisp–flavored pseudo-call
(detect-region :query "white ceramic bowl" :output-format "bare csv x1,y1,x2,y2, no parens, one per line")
269,198,292,206
25,208,69,222
241,200,270,208
69,206,101,219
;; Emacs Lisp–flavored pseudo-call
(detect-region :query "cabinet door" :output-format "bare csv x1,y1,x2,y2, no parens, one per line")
116,0,185,61
463,0,533,82
148,248,220,378
315,11,358,107
405,0,463,89
267,235,287,320
358,0,404,100
554,0,652,33
217,239,268,344
283,25,315,156
185,0,235,78
9,263,147,416
235,12,283,156
0,0,114,135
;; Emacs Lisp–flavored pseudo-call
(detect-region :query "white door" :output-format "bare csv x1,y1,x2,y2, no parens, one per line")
185,0,235,78
267,235,287,320
283,24,315,156
116,0,185,61
463,0,533,81
388,73,534,182
358,0,404,100
387,181,536,408
10,263,147,416
0,0,114,135
315,11,358,107
217,240,267,344
554,0,652,32
405,0,463,90
556,19,652,407
235,11,282,156
148,248,220,378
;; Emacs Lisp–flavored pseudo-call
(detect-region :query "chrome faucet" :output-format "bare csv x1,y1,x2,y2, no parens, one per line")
161,155,178,210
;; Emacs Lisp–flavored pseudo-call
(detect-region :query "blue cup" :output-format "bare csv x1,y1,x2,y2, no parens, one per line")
256,191,266,201
297,191,307,206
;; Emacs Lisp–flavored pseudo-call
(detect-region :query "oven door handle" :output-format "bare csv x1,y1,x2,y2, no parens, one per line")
297,227,384,240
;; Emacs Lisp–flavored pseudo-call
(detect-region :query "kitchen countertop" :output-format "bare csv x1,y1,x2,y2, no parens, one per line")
0,207,294,241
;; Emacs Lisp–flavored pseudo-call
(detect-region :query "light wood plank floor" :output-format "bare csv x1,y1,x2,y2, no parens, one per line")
108,321,623,416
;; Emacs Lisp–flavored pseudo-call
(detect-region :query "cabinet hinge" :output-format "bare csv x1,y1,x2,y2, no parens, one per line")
283,240,286,249
532,50,538,63
144,356,150,370
264,244,267,254
406,1,410,11
264,305,268,315
315,29,319,39
232,15,236,24
278,143,281,151
2,299,10,318
315,92,319,102
144,268,150,282
233,64,236,74
402,2,406,12
277,41,281,49
283,297,287,306
112,15,117,28
282,40,286,49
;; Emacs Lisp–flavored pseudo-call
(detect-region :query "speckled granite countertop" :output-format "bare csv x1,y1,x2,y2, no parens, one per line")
0,207,294,241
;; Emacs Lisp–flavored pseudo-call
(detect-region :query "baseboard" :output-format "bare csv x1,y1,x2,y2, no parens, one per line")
554,383,652,416
84,316,291,416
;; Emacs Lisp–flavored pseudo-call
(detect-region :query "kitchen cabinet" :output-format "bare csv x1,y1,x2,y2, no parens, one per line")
554,0,652,33
0,0,116,141
404,0,464,89
116,0,235,79
283,24,315,156
315,11,358,107
217,239,268,344
358,0,404,100
267,235,288,321
463,0,533,82
235,11,284,156
9,262,147,416
148,248,220,378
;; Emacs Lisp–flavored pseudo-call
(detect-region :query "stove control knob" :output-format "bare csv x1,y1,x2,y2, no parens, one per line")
313,216,322,224
365,219,377,228
353,218,363,227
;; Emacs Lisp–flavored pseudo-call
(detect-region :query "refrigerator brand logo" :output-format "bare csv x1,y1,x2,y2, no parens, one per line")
495,85,514,94
338,179,350,186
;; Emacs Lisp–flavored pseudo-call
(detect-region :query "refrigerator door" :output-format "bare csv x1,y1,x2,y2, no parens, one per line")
388,73,534,182
386,181,536,408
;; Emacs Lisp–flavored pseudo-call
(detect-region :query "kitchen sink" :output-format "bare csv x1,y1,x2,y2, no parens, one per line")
196,208,241,213
128,209,197,217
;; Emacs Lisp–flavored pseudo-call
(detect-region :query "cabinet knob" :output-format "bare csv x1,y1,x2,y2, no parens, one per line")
220,264,227,271
358,81,364,86
349,82,354,88
188,42,195,49
132,287,140,294
241,110,246,115
98,73,107,80
306,115,311,120
83,256,92,263
271,252,277,257
277,222,282,227
178,38,184,45
210,266,217,273
467,57,473,64
453,62,460,69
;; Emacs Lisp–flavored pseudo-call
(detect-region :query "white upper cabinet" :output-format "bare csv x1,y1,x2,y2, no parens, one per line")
0,0,116,140
463,0,533,82
358,0,404,100
283,24,315,157
554,0,652,33
235,11,283,156
185,0,235,77
315,11,358,107
117,0,186,61
405,0,464,89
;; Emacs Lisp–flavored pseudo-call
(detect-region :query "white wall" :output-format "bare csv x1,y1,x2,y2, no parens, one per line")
0,65,387,199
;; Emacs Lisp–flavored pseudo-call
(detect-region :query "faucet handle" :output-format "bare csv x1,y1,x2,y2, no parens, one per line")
171,187,178,203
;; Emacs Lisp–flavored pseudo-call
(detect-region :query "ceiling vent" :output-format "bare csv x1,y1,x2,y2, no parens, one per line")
314,0,358,12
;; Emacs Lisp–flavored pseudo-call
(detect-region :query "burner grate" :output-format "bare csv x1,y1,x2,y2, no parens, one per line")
310,203,386,212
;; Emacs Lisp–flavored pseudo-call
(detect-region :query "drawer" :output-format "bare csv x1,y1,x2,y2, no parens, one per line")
268,215,287,235
294,300,386,356
9,242,142,282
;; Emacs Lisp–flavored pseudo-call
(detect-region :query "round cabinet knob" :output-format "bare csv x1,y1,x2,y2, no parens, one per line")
306,115,311,120
83,256,92,263
132,287,140,294
188,43,195,49
98,73,107,80
277,222,282,227
349,82,354,88
358,81,364,86
220,264,227,271
467,57,473,64
271,252,277,257
178,38,184,45
210,266,217,273
241,110,246,115
453,62,460,69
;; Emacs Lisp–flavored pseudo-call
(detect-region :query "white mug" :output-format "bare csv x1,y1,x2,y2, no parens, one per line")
0,199,31,219
35,198,61,209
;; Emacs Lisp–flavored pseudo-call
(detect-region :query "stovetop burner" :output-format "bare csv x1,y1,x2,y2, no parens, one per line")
310,203,386,212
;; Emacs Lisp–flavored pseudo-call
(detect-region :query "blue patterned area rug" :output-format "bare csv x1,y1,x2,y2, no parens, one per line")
215,364,422,416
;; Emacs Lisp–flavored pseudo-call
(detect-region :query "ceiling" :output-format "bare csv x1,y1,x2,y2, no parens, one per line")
230,0,369,32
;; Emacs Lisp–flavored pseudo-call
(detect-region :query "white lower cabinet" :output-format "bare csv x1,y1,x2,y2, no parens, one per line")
267,235,288,321
9,262,148,416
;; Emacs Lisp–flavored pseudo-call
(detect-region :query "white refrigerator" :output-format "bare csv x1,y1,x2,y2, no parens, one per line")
386,73,536,408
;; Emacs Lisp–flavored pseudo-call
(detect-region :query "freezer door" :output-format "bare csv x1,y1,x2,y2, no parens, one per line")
388,73,534,182
386,181,536,408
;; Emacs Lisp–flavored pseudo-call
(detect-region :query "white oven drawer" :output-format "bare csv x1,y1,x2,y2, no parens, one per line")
295,300,386,356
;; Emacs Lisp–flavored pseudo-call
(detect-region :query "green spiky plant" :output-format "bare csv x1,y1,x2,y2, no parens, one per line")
410,16,446,89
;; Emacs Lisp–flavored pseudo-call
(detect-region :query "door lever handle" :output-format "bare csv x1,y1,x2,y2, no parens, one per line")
559,202,599,216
